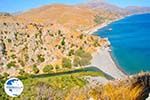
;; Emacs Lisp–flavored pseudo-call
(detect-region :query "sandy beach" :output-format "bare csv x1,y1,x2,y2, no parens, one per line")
85,17,125,35
85,17,128,80
88,47,127,79
84,22,108,35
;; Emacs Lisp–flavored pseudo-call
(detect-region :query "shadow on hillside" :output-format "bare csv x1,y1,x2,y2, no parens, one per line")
19,67,113,80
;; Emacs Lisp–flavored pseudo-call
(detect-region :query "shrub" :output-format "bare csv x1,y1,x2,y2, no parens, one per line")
79,58,91,66
3,72,9,78
11,54,16,59
58,30,61,35
37,54,45,63
7,61,16,68
74,49,92,67
32,65,39,74
82,52,92,60
61,38,65,45
75,49,85,57
68,49,74,56
7,39,11,43
94,15,104,24
43,65,53,73
55,65,60,70
73,56,80,67
79,34,84,39
0,74,4,80
19,69,25,75
62,58,72,68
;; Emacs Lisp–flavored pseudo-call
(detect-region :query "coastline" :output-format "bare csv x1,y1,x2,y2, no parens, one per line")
84,16,125,35
86,16,128,79
89,47,127,79
109,50,128,76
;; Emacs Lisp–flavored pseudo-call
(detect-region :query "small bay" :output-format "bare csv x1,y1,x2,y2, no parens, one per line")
96,14,150,74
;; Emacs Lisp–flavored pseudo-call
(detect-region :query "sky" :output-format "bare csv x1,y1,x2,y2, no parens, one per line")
0,0,150,13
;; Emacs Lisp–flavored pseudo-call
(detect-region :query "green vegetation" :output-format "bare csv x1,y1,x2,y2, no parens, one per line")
94,15,105,24
93,39,100,47
73,56,80,67
19,69,25,75
61,37,65,45
43,65,54,73
7,61,16,68
17,75,87,100
11,54,17,59
58,30,61,35
68,49,74,56
0,67,111,100
32,65,39,74
74,49,92,66
37,54,45,63
7,39,11,43
79,34,84,39
55,65,60,71
62,58,72,68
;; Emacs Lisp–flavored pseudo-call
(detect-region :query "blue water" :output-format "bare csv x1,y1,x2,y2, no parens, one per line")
96,14,150,74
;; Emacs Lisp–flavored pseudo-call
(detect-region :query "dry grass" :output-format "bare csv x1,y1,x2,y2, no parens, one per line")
65,80,143,100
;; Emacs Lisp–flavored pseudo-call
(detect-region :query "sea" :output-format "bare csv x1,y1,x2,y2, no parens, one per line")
96,13,150,74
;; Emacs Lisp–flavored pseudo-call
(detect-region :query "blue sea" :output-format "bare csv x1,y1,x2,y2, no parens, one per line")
96,14,150,74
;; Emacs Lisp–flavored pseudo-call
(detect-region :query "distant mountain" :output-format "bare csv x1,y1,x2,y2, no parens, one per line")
85,0,125,15
85,0,150,16
0,12,12,16
125,6,150,15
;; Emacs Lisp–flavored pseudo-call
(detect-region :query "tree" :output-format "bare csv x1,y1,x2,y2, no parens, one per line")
55,65,60,71
43,65,53,73
79,34,84,39
68,49,74,56
61,38,65,45
79,58,91,66
3,72,9,79
37,54,45,63
19,69,25,75
32,65,39,74
0,74,4,80
58,30,61,35
62,58,72,68
75,49,85,57
74,49,92,67
73,56,80,67
7,61,16,68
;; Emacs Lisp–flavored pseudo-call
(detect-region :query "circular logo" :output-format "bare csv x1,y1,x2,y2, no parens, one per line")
4,78,24,97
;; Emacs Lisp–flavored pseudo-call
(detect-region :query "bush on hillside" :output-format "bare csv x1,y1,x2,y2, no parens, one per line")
73,56,81,67
32,65,39,74
37,54,45,63
74,49,92,67
62,58,72,68
43,65,54,73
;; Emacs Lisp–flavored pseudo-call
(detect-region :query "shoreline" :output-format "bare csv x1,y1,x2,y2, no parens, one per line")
109,50,128,76
89,47,127,79
84,16,125,35
86,16,129,79
86,13,150,35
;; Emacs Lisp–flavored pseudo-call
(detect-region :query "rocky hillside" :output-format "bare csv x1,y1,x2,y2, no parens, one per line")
0,2,150,77
0,4,114,76
17,4,120,32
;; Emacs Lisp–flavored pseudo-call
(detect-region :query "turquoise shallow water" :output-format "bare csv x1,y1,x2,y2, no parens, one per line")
96,14,150,74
